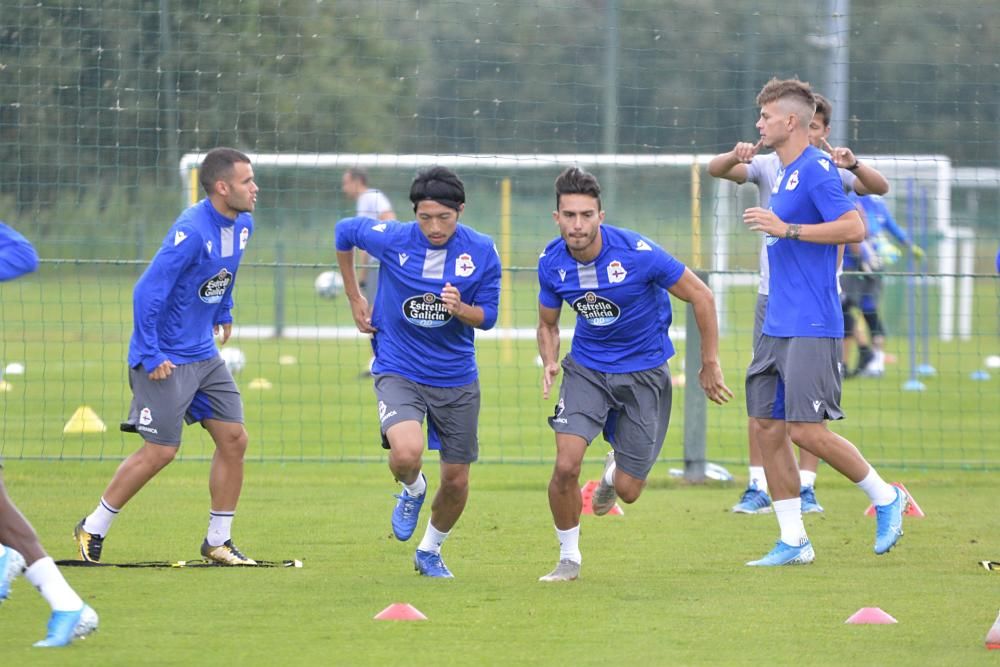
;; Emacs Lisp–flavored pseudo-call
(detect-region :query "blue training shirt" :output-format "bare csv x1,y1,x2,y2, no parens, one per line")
764,145,855,338
0,223,39,281
335,216,502,387
128,198,254,373
538,224,686,373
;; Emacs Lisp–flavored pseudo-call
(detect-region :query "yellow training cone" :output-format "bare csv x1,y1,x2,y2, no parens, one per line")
63,406,107,434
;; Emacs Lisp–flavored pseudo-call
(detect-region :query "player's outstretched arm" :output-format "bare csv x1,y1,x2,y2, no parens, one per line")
666,269,733,405
707,140,762,183
536,304,562,400
335,248,375,334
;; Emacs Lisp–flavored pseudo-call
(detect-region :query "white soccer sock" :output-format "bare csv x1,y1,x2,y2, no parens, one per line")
749,466,767,493
799,470,817,489
83,497,120,536
773,498,807,546
555,525,581,564
206,511,235,547
24,557,83,612
402,473,426,497
417,522,449,555
602,459,616,486
855,467,896,506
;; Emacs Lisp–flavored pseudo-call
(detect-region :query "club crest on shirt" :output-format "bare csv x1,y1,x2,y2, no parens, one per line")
455,253,476,277
785,170,800,191
401,292,453,328
607,260,627,284
199,268,233,304
571,291,621,327
239,227,249,250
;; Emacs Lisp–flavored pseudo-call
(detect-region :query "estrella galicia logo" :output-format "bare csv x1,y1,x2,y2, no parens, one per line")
401,293,453,328
571,291,621,327
199,268,233,303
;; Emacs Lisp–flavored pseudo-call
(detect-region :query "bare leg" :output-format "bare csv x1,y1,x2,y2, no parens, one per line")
548,434,586,530
429,462,469,532
0,474,46,564
101,442,178,509
385,420,424,485
203,419,248,512
753,417,799,501
787,422,870,482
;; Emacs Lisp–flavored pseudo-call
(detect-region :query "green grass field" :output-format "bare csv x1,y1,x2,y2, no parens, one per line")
0,265,997,664
2,461,1000,665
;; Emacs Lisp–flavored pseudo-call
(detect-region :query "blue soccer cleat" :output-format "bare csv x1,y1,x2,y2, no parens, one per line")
414,549,453,578
747,540,815,566
800,486,825,514
33,604,99,647
1,546,26,603
732,482,773,514
391,473,427,541
874,486,907,555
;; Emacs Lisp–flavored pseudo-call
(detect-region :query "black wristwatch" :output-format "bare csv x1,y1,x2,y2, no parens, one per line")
846,161,861,172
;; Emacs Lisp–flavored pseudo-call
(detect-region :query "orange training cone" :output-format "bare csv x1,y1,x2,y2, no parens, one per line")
580,480,624,516
374,603,428,621
986,610,1000,649
864,482,924,518
845,607,898,624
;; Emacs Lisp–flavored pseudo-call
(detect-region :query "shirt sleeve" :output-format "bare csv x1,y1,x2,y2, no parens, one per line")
335,216,394,262
537,256,562,309
133,224,202,372
0,223,39,281
472,244,502,330
879,203,910,245
810,165,855,222
648,242,686,290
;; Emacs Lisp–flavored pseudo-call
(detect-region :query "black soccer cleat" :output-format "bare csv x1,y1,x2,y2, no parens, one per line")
73,520,105,563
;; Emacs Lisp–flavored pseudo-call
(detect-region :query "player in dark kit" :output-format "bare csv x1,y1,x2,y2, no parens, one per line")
536,167,732,582
75,148,259,566
336,166,501,578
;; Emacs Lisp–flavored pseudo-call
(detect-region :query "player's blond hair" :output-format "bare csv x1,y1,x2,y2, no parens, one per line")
756,78,817,129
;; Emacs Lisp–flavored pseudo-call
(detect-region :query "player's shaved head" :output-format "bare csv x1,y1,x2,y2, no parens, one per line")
756,78,817,130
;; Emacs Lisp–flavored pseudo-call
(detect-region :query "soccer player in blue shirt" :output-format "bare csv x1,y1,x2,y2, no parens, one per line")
741,78,907,566
74,148,259,566
0,224,99,646
336,166,501,578
709,92,890,515
536,167,733,582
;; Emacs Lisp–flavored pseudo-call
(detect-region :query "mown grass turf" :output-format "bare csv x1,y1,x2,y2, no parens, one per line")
1,461,998,665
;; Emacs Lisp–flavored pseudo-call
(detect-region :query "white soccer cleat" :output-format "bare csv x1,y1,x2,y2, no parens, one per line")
539,559,581,582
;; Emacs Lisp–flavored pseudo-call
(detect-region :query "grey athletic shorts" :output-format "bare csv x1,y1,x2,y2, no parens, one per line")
122,356,244,446
752,292,767,346
373,373,480,465
548,355,672,481
745,335,843,423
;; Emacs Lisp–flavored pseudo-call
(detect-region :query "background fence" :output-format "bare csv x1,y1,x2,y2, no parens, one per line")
0,1,997,469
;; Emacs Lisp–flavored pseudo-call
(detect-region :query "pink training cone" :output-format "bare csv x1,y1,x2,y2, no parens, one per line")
985,609,1000,649
845,607,898,625
580,480,624,516
864,482,925,518
374,603,428,621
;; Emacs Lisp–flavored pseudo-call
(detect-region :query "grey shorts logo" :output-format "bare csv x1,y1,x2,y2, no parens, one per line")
139,407,153,426
571,291,621,327
551,398,568,424
378,400,397,423
812,400,822,413
137,425,159,435
401,293,452,328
